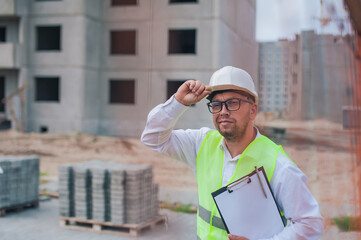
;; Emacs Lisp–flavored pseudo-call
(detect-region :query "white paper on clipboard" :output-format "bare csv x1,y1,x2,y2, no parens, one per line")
212,166,285,239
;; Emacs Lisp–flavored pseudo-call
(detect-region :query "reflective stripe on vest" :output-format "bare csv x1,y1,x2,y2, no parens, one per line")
198,205,226,230
196,130,283,240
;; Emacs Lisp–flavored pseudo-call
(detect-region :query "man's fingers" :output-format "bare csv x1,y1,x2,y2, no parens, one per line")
193,81,204,95
198,86,211,98
228,234,249,240
185,80,208,96
187,80,197,92
175,79,211,106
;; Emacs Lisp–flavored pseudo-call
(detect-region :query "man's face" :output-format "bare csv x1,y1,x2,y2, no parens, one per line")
211,91,257,141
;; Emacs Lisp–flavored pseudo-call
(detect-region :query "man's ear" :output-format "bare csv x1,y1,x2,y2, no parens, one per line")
250,104,258,120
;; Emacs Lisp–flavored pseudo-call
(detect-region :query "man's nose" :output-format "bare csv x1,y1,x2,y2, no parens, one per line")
219,103,230,115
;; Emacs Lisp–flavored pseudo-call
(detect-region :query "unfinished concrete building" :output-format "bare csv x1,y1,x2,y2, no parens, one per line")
0,0,258,137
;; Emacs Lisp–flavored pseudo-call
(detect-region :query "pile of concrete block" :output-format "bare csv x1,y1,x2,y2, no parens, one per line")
74,165,93,220
58,165,74,217
0,156,39,209
58,161,159,224
124,164,159,224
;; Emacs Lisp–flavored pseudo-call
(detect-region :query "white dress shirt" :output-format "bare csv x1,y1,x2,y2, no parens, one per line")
141,96,324,240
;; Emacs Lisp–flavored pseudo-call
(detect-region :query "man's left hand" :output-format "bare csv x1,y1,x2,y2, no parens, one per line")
228,234,249,240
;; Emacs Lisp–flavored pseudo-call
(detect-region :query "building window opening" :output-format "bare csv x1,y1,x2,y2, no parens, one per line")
35,77,60,102
40,126,48,133
36,0,62,2
36,26,61,51
110,30,136,55
0,27,6,42
169,0,198,3
168,29,196,54
111,0,137,6
0,77,5,112
109,79,135,104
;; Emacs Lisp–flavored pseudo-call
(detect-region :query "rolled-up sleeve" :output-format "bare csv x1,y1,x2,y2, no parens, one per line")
141,95,211,172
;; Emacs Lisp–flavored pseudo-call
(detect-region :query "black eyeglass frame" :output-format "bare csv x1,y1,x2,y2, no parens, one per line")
207,98,253,114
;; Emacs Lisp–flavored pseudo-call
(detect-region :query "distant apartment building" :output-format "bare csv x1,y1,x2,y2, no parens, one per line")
258,30,352,123
0,0,258,137
258,41,290,116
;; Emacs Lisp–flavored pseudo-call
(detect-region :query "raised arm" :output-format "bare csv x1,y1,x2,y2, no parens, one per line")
141,80,211,170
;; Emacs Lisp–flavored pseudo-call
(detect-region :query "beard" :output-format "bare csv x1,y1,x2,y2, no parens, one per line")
215,113,251,142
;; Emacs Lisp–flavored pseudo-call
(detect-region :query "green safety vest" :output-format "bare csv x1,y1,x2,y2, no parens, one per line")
196,130,287,240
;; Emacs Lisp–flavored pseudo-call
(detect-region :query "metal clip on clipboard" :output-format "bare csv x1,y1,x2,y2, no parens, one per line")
226,166,268,198
226,176,251,193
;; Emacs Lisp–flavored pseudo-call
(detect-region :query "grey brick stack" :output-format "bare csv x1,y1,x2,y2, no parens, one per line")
124,164,156,224
91,166,110,222
109,167,125,224
58,161,159,225
74,164,92,220
58,165,74,217
0,156,39,209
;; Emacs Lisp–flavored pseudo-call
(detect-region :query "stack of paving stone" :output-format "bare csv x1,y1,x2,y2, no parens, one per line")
58,161,159,225
0,156,39,209
109,167,125,224
124,164,158,224
58,165,74,217
74,164,92,220
91,165,111,222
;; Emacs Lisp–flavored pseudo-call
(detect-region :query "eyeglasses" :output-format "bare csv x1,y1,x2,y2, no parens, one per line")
207,98,253,114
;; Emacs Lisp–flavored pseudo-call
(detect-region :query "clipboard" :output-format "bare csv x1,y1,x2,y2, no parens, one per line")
211,166,285,239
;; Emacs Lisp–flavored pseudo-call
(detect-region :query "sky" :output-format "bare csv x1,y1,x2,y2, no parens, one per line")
256,0,351,42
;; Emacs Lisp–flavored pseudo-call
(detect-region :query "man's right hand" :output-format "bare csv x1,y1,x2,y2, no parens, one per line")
174,80,211,106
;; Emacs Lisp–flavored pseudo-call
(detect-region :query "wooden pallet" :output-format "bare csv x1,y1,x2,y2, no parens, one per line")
59,215,167,237
0,200,39,217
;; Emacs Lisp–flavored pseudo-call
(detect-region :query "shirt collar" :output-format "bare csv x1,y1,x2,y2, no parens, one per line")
219,127,262,161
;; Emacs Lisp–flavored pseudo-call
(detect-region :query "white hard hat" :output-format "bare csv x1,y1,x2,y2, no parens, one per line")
208,66,258,103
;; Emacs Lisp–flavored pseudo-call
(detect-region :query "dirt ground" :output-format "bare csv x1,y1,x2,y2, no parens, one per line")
0,129,197,192
0,118,359,223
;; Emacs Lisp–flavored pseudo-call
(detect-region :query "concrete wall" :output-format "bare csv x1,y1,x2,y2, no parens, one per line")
1,0,258,136
0,0,15,15
27,67,84,132
286,37,302,120
98,0,218,136
301,31,350,123
216,0,258,81
24,0,103,133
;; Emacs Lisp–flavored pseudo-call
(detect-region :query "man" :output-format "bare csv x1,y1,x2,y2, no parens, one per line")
141,66,324,239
